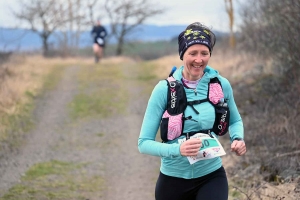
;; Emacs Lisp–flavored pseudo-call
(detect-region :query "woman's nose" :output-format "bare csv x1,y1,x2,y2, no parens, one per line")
195,55,203,63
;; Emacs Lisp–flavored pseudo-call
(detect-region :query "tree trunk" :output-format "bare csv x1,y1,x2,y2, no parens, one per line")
42,35,50,57
104,0,164,57
116,37,124,56
225,0,236,48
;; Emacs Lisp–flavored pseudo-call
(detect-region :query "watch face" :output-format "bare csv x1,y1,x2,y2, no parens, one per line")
234,138,243,141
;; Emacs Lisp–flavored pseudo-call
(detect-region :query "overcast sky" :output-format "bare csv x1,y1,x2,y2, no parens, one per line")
148,0,246,32
0,0,247,32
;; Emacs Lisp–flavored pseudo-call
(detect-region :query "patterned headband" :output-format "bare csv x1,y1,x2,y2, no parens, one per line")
178,28,213,60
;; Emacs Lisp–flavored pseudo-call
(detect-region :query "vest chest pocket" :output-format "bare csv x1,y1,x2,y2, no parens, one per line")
212,104,230,136
160,111,184,142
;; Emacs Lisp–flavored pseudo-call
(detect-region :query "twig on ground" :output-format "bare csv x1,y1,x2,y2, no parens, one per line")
269,150,300,161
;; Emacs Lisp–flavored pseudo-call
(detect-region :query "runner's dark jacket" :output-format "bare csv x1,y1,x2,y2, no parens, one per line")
91,25,107,47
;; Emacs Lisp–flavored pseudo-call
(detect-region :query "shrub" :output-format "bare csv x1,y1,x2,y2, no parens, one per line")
236,0,300,180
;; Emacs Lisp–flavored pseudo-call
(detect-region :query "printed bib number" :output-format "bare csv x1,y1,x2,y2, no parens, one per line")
178,133,226,164
97,38,104,45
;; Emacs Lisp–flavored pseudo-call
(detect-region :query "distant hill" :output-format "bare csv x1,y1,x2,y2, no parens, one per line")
0,24,225,51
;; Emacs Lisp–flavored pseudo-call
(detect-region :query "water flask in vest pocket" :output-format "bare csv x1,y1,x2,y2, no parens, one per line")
160,111,183,142
212,102,230,136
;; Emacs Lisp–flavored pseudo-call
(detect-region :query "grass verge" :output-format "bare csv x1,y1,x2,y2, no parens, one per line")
0,160,105,200
0,55,110,147
0,56,66,150
68,60,130,120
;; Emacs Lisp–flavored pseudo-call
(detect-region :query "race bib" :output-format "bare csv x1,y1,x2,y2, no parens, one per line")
97,38,104,45
178,133,226,164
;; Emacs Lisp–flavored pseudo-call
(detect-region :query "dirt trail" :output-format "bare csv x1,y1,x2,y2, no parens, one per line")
0,63,160,199
100,62,160,200
0,65,80,193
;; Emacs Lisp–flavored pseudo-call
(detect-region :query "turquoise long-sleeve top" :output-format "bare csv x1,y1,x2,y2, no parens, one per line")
138,66,244,179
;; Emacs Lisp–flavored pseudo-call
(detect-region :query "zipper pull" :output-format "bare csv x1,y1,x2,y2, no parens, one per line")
208,130,214,138
193,88,197,95
185,116,198,122
186,133,190,140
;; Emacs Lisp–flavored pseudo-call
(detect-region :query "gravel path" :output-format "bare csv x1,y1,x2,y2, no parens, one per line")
0,63,160,199
0,65,80,193
100,62,160,200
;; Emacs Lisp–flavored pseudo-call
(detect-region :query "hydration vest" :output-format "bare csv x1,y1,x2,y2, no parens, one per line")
160,67,230,142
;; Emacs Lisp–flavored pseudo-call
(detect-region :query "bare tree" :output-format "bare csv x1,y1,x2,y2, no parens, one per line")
86,0,100,25
56,0,93,56
224,0,236,48
104,0,164,56
52,0,105,53
66,0,101,48
13,0,70,56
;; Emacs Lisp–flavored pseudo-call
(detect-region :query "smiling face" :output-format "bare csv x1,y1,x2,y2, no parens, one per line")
182,44,211,81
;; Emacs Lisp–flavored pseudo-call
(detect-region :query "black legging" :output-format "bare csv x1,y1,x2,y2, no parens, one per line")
155,166,228,200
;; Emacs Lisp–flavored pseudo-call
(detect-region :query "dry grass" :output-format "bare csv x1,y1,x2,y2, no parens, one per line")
100,56,136,65
209,49,274,83
0,55,53,136
149,54,182,79
0,55,103,111
148,48,271,83
0,56,50,114
1,56,78,112
0,55,94,140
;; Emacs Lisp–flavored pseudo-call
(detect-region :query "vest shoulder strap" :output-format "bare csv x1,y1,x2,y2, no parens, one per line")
187,77,222,104
165,76,187,115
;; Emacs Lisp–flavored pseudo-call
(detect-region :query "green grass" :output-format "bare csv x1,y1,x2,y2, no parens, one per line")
23,160,81,180
229,185,243,200
136,73,157,81
121,40,177,60
96,132,104,137
69,90,124,119
79,40,177,60
134,62,159,95
0,160,105,200
68,63,128,120
67,58,160,120
0,102,34,145
0,93,38,150
42,64,65,91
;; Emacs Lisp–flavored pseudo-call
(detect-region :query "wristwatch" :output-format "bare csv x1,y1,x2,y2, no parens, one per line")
234,138,244,142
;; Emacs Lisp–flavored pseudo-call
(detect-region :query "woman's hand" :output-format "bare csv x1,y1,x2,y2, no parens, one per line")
180,138,202,156
231,140,247,156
